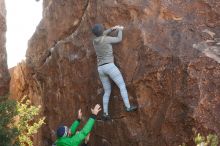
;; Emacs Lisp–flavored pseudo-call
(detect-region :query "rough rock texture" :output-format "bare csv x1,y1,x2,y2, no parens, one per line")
0,0,10,96
10,0,220,146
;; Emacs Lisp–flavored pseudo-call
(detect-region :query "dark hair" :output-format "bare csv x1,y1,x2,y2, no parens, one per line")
92,24,104,37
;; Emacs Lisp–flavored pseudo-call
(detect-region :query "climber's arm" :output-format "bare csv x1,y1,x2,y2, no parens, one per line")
70,109,82,135
103,28,113,35
105,29,122,44
70,115,96,145
69,120,80,135
71,104,101,145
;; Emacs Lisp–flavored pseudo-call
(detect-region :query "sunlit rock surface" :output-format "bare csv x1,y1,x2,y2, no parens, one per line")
10,0,220,145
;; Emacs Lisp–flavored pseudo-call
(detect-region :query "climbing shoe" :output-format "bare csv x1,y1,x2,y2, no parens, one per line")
101,113,111,121
126,105,138,112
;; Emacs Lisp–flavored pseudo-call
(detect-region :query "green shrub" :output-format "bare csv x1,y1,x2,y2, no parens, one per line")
16,96,45,146
0,95,45,146
0,95,19,146
194,133,219,146
180,132,219,146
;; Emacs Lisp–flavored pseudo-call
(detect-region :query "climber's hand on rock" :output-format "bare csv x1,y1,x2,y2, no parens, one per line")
91,104,101,115
111,25,118,31
117,25,124,30
78,109,82,120
112,25,124,30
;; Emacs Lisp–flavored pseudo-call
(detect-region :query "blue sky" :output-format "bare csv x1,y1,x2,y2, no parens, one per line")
6,0,42,68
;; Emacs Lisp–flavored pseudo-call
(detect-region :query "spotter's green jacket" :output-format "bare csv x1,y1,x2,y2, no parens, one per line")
55,115,96,146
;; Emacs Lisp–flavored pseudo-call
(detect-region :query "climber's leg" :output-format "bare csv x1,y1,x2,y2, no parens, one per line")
98,67,112,115
106,63,131,109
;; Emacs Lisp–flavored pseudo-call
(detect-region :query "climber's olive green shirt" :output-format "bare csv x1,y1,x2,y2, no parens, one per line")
93,29,123,66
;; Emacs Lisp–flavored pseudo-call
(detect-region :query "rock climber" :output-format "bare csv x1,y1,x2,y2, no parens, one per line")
92,24,138,121
54,104,101,146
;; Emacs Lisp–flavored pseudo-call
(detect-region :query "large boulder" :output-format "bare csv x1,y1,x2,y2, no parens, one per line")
10,0,220,145
0,0,10,96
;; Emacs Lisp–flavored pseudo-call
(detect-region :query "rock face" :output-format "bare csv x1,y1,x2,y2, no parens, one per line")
0,0,10,96
10,0,220,146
